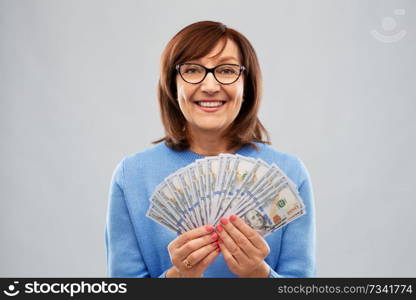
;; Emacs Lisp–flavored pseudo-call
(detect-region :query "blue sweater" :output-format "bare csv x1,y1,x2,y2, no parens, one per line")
105,141,316,278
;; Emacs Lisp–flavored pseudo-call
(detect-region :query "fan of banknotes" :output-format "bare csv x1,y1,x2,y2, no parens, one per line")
146,154,306,237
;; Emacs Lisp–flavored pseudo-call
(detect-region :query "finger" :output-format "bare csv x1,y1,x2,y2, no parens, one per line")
219,216,257,257
229,214,267,250
195,246,221,271
216,223,248,263
183,241,219,267
170,224,214,249
218,238,238,267
176,231,219,260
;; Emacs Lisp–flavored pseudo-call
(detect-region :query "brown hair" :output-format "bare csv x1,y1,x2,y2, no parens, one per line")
152,20,271,151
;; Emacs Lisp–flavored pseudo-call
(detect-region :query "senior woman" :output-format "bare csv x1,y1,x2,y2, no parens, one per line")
105,21,316,278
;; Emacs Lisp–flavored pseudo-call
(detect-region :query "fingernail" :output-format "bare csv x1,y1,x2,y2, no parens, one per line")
216,224,223,232
216,247,221,253
230,214,237,222
212,241,219,247
220,217,228,225
210,232,218,240
205,225,214,232
218,238,223,244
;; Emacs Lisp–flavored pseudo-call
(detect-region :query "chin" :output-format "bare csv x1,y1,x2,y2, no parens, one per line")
195,122,226,132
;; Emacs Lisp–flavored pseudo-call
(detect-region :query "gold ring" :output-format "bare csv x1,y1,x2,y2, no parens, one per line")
183,259,193,269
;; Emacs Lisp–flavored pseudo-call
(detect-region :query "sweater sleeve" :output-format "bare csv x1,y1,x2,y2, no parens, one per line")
105,159,168,278
270,158,317,278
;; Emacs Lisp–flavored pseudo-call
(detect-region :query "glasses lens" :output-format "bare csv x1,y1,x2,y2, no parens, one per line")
180,64,205,83
215,65,240,84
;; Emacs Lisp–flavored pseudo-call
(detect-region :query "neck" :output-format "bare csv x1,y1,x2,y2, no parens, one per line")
187,126,237,156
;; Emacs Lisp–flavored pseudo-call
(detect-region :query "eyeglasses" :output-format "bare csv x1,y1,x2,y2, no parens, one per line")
176,63,246,85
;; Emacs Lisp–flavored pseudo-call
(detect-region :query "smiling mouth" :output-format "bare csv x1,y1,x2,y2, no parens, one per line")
194,101,226,108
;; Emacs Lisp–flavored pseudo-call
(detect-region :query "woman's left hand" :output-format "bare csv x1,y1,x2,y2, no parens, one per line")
216,214,271,277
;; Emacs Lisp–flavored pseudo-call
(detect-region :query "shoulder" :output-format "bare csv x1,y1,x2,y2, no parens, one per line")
254,142,311,188
110,143,168,184
123,142,167,165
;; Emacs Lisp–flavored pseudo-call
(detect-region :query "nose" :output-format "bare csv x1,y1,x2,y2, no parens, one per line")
200,72,220,94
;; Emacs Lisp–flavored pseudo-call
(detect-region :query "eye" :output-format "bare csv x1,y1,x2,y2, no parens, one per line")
184,68,198,74
219,68,236,74
216,65,239,75
182,65,203,74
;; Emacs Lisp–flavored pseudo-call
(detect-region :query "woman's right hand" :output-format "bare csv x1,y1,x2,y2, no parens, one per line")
166,225,220,277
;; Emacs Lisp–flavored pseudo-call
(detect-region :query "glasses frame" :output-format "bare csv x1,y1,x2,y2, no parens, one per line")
175,63,246,85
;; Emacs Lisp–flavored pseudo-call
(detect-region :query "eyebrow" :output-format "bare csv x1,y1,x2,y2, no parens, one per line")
216,56,239,63
189,56,240,64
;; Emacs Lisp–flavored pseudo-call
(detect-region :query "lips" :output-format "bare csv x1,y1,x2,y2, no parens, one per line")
194,99,227,107
193,99,227,112
196,99,223,102
193,99,226,104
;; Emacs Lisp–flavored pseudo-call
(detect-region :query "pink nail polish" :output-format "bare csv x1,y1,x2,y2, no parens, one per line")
230,214,237,222
220,218,228,225
210,232,218,240
216,224,223,233
205,225,214,232
216,247,221,253
212,241,219,247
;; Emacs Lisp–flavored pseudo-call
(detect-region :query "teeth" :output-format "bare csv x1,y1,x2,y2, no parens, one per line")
197,101,224,107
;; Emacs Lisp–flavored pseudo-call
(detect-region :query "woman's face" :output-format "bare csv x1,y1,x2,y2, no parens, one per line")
176,39,244,134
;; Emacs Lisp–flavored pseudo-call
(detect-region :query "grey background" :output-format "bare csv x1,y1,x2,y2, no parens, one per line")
1,0,415,277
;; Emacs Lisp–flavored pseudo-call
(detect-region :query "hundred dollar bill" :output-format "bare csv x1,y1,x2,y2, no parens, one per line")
164,172,199,228
197,156,221,224
186,164,206,224
211,154,237,223
147,154,307,234
149,192,188,232
153,182,193,230
210,155,226,223
179,167,203,226
240,182,305,236
233,165,286,214
213,154,240,221
236,167,302,217
146,205,181,234
226,157,282,216
212,155,260,225
195,160,209,223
